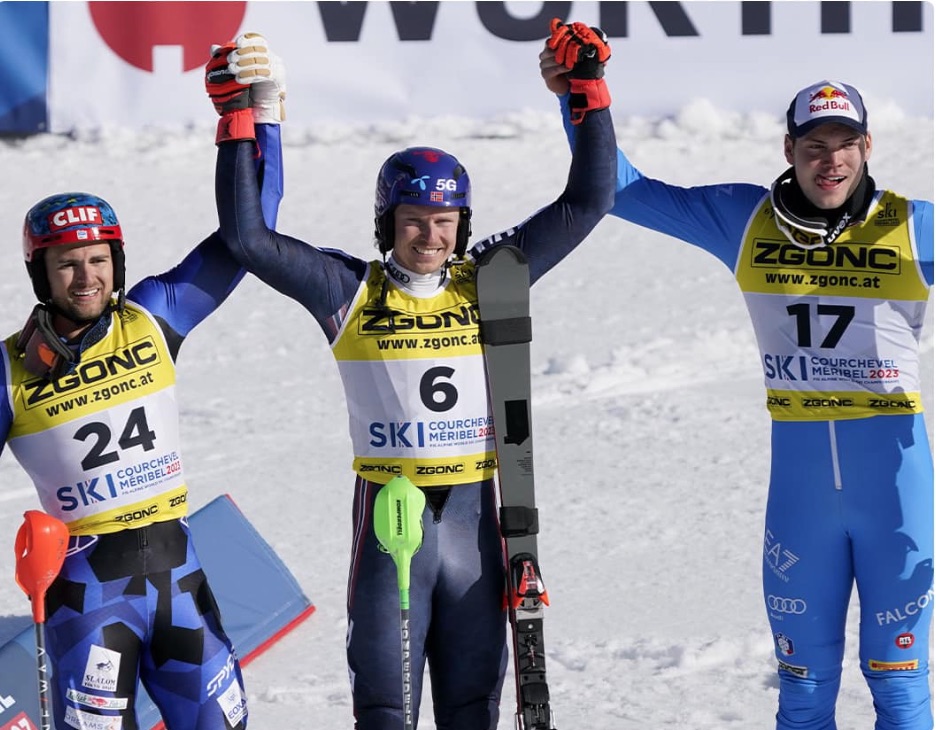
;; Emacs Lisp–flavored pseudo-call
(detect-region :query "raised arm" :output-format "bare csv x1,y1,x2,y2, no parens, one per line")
208,36,365,339
540,42,765,271
471,19,616,284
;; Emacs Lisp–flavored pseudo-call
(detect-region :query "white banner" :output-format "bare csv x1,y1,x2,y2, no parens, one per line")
49,1,934,133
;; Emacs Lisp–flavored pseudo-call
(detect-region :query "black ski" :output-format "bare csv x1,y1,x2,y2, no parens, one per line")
475,244,555,730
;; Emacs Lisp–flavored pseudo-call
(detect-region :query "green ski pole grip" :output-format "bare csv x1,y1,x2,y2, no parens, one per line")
374,475,427,607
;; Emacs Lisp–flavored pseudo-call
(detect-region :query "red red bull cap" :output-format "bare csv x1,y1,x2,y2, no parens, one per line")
786,80,868,138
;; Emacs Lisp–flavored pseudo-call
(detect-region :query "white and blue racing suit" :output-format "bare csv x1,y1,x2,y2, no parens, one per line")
557,94,934,730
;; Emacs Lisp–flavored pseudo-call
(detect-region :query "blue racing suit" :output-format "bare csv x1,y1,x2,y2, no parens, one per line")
214,107,616,730
556,94,934,730
0,126,283,730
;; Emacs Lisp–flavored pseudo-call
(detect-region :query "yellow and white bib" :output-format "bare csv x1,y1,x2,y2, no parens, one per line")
332,261,497,486
2,303,187,534
736,192,929,421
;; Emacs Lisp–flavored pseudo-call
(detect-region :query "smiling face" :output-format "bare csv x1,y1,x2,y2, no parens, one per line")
391,203,461,274
44,242,114,336
785,123,872,210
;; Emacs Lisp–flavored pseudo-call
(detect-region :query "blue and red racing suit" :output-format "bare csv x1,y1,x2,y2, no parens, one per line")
556,94,934,730
215,107,616,730
0,125,283,730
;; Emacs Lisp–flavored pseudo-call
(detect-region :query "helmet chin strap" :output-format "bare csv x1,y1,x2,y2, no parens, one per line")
769,164,875,250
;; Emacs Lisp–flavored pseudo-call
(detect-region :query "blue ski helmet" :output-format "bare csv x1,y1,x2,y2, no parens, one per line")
22,192,126,303
374,146,472,256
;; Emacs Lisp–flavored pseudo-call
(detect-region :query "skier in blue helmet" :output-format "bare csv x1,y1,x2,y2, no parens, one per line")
0,34,284,730
211,21,616,730
374,146,473,257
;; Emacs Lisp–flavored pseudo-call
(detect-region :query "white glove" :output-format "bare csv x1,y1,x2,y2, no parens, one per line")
211,32,286,124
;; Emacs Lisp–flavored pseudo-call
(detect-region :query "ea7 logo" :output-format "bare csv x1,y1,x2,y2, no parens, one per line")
764,529,799,576
49,206,101,231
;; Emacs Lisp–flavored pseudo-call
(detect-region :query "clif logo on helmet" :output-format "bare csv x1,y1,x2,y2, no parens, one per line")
24,192,124,261
48,206,103,232
22,192,126,303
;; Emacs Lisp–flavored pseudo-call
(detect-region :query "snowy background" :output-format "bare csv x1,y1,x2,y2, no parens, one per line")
0,96,931,728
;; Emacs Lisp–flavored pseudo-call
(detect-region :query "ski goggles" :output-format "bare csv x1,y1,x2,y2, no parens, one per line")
769,176,836,250
15,304,77,380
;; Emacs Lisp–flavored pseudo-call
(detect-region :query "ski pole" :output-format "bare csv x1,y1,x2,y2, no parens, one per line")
14,510,70,730
374,476,427,730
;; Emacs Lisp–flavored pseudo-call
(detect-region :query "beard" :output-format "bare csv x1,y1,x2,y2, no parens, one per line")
50,294,112,331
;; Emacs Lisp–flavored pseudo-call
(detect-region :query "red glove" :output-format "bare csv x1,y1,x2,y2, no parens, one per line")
206,42,255,144
547,18,612,125
547,18,611,77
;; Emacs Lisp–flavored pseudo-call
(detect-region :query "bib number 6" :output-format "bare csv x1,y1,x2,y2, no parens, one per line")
420,366,458,413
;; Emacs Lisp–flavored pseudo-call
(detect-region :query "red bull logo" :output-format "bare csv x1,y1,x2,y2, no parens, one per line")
809,86,849,102
807,85,853,115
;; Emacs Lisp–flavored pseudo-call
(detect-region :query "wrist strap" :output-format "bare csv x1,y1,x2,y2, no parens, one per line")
216,108,256,144
568,78,611,125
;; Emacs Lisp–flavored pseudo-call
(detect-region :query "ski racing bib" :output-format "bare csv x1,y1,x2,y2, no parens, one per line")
735,191,929,421
2,303,188,534
332,262,497,486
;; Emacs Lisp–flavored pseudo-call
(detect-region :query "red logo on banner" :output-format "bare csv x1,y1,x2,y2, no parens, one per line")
1,711,38,730
89,2,247,72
